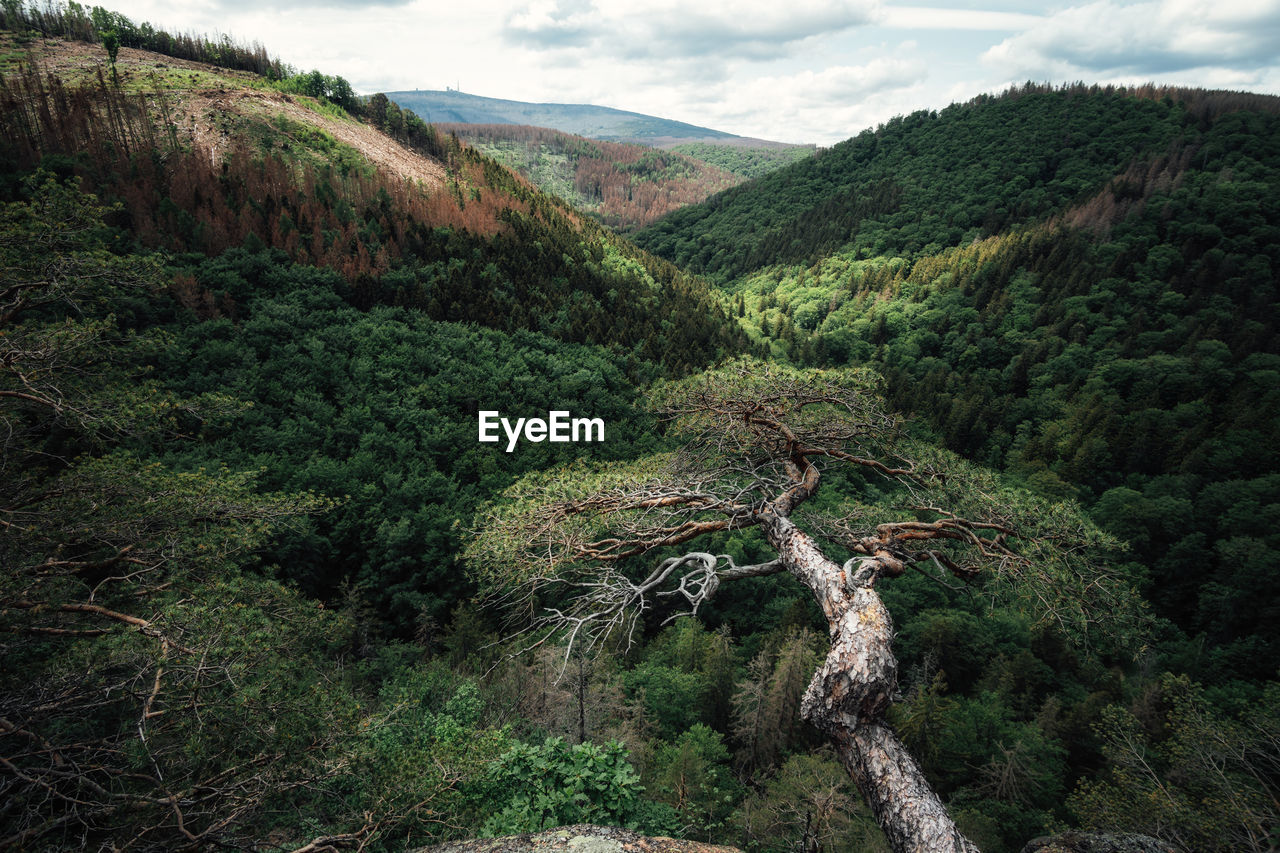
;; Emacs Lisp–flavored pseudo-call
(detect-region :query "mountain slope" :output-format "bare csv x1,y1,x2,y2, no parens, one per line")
635,85,1280,282
1,24,749,631
668,141,816,179
435,123,744,231
633,87,1280,849
655,83,1280,683
0,32,744,372
0,15,750,849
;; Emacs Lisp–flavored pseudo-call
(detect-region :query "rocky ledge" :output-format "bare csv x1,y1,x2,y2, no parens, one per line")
410,825,742,853
1021,832,1179,853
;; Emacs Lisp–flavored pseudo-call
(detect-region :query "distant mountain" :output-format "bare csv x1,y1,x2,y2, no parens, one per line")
382,88,793,148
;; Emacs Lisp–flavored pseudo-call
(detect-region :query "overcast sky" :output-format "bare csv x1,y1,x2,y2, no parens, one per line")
103,0,1280,145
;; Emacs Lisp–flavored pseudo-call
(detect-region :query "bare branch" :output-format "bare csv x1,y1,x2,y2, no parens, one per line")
487,551,784,671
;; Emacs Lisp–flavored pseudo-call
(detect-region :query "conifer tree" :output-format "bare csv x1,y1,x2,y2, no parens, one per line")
468,358,1143,853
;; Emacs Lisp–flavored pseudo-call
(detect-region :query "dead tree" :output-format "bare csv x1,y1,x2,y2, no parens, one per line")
468,358,1142,853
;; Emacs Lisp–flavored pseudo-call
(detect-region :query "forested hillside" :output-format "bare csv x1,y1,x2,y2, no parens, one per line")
641,84,1280,671
635,85,1279,280
668,141,816,179
0,22,741,372
435,123,743,231
0,6,744,850
2,5,1277,853
635,82,1280,849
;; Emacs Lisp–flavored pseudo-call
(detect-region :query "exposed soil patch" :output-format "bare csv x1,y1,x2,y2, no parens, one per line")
2,35,258,85
174,88,446,189
8,36,445,190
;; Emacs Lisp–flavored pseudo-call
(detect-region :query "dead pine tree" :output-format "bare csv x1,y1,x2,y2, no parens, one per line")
467,357,1144,853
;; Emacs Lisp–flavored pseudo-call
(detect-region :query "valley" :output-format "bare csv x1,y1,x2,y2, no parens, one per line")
1,5,1277,853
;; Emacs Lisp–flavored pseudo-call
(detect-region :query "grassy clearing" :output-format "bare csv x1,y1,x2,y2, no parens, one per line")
0,33,254,92
239,112,372,177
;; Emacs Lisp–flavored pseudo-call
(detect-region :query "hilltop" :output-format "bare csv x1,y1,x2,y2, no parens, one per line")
9,35,448,186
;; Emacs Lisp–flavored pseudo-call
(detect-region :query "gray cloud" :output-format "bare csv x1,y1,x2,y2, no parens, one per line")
504,0,597,47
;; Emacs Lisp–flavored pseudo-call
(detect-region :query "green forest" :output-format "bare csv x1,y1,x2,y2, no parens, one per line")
1,4,1277,853
666,142,816,180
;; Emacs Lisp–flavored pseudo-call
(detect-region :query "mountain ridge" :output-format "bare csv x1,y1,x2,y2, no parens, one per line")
635,83,1280,280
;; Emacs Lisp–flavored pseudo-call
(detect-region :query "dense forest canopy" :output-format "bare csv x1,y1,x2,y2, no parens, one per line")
1,5,1277,852
634,84,1280,281
629,82,1280,848
667,141,817,180
646,83,1280,682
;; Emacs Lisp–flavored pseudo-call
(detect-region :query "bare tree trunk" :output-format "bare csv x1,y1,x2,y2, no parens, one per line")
576,652,587,745
760,513,980,853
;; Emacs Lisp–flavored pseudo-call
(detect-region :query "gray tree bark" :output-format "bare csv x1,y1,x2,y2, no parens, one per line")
760,511,980,853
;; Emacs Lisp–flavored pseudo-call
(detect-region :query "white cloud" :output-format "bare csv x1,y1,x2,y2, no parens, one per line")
505,0,597,47
878,6,1043,30
504,0,882,59
982,0,1280,79
685,55,930,143
753,58,929,107
209,0,417,8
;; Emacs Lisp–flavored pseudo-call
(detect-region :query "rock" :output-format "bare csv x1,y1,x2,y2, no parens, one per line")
1021,832,1180,853
410,825,742,853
